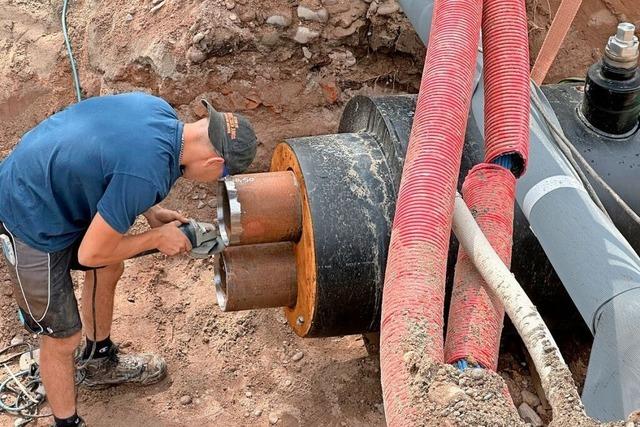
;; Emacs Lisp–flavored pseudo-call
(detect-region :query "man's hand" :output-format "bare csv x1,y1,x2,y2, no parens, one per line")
78,214,192,267
155,221,193,256
144,206,188,228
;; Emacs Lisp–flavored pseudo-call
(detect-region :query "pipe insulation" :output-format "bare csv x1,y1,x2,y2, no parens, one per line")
444,164,515,370
379,0,483,424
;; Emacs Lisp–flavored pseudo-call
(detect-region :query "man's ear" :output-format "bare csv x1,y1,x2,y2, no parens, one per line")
204,157,224,167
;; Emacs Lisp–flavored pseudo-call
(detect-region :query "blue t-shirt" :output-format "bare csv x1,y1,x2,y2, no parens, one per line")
0,92,184,252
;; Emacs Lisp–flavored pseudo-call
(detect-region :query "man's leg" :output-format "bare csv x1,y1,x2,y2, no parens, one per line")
39,332,82,418
80,262,124,341
0,226,85,423
78,261,167,388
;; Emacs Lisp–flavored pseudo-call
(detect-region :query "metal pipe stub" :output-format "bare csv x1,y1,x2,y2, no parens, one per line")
215,242,298,312
217,171,302,246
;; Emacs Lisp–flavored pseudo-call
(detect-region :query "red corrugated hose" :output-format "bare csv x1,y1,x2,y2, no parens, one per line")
379,0,483,423
444,164,516,370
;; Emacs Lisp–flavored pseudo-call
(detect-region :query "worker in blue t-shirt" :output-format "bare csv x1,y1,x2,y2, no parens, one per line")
0,92,257,427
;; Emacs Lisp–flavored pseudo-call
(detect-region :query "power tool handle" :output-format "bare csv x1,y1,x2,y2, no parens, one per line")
131,222,197,259
178,222,198,248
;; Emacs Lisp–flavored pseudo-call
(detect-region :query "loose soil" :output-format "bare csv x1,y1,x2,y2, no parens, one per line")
0,0,638,425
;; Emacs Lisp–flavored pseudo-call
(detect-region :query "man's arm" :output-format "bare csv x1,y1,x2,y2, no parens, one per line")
143,205,188,228
78,213,191,267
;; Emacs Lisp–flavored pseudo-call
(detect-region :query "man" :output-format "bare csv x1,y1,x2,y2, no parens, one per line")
0,92,257,426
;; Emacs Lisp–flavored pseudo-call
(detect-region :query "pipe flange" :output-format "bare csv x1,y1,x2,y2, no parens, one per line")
217,176,243,246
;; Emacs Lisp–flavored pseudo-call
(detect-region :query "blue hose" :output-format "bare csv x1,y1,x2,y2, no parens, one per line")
62,0,82,103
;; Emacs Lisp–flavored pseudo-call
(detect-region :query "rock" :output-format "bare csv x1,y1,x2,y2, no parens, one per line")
483,393,493,401
320,81,340,104
197,201,206,209
329,19,364,39
253,408,263,417
518,402,543,426
468,368,485,380
261,31,280,47
180,395,193,405
266,15,291,27
187,47,207,64
125,13,134,22
291,351,304,362
293,27,320,44
377,1,399,16
127,296,135,303
269,413,279,424
3,287,12,297
297,6,329,23
284,379,292,387
521,390,541,408
245,391,253,398
427,382,467,406
192,32,205,44
10,336,24,346
207,199,216,208
302,47,312,59
536,405,547,418
229,13,238,21
225,0,235,10
374,403,384,414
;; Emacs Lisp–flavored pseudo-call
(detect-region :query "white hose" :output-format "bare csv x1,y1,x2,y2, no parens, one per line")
452,193,584,416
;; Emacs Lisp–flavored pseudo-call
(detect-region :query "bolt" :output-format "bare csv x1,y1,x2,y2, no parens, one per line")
616,23,636,43
296,316,304,325
604,22,640,68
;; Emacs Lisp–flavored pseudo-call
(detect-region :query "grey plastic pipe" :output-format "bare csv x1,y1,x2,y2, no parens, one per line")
398,0,640,420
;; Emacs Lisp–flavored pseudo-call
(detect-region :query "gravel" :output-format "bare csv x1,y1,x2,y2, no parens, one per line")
521,390,541,408
297,6,329,23
518,402,543,426
293,27,320,44
266,15,291,28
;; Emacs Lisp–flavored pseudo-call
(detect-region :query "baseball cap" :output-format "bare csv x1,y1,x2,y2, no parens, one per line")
201,99,257,175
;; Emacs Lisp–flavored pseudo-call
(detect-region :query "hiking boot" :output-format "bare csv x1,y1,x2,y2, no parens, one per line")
49,418,86,427
79,345,167,388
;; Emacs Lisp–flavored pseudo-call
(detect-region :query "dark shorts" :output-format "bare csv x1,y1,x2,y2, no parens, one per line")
0,223,91,338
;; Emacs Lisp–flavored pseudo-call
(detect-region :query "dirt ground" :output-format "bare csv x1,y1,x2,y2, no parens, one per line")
0,0,639,426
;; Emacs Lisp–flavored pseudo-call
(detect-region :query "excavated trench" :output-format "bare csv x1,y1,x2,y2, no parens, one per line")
1,0,639,426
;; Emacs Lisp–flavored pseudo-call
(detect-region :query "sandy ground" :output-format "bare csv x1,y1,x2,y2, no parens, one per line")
0,0,638,425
